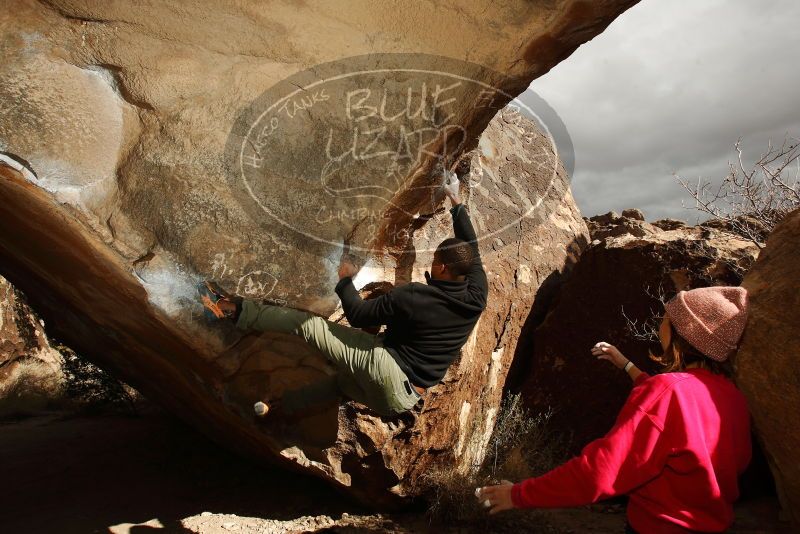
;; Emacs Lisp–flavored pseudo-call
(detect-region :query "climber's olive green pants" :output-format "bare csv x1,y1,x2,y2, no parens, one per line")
236,299,421,417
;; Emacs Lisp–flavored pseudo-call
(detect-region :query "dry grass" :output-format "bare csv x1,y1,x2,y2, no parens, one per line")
0,346,142,419
58,344,141,414
418,394,568,531
0,358,64,419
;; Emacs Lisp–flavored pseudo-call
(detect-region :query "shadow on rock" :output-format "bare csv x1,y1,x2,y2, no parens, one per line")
0,409,364,534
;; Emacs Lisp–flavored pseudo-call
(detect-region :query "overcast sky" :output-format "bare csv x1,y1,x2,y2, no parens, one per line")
531,0,800,222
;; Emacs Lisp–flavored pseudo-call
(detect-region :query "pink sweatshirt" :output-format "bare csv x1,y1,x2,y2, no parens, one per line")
511,368,751,533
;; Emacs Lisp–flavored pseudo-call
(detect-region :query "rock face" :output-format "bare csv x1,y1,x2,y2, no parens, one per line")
736,209,800,525
0,0,639,503
0,276,63,399
5,66,606,511
0,111,588,503
516,215,759,451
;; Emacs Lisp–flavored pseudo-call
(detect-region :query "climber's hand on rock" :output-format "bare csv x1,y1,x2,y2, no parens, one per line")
338,238,359,280
476,480,514,514
338,257,358,280
592,341,628,369
442,169,461,205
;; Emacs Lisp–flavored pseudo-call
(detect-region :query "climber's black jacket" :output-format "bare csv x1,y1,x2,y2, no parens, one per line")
335,204,488,388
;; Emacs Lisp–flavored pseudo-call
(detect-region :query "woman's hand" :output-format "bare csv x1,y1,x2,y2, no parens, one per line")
592,341,628,369
476,480,514,514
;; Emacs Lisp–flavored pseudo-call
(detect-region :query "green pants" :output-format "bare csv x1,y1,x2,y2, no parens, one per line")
236,299,421,417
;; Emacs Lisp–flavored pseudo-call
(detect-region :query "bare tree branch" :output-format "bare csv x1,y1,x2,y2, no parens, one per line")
675,136,800,248
621,306,659,343
621,283,671,343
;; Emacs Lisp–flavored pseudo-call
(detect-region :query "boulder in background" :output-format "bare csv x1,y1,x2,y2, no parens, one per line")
736,208,800,526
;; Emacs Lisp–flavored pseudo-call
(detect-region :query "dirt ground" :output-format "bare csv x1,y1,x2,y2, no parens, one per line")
0,410,791,534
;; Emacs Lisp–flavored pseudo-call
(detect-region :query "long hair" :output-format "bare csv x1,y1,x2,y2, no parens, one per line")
650,323,732,377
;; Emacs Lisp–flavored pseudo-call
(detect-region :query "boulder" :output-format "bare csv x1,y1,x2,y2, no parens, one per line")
0,0,640,503
0,105,591,506
702,215,772,244
0,0,639,504
651,218,687,231
620,208,645,221
516,221,759,451
736,208,800,525
585,211,660,240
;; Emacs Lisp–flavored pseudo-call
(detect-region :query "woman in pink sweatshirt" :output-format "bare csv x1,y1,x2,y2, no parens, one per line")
478,286,752,533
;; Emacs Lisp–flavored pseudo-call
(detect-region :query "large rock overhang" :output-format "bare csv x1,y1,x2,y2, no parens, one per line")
0,0,637,505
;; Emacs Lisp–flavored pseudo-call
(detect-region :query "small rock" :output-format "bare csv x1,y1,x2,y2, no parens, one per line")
201,512,212,517
652,218,686,231
621,207,645,221
588,211,620,225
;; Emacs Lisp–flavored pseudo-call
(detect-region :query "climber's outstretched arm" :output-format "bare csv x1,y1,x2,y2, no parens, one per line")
335,277,400,329
443,173,488,306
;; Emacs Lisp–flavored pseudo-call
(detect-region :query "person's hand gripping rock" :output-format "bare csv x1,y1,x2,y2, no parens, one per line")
338,237,360,280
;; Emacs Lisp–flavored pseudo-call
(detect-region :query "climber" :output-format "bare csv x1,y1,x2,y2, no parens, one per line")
476,286,752,534
198,170,487,418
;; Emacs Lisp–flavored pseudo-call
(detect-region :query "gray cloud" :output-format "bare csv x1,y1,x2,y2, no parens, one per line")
529,0,800,221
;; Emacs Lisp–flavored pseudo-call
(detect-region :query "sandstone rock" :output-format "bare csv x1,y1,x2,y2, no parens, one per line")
0,0,640,503
0,276,63,402
585,211,660,240
735,208,800,525
0,0,637,503
0,108,588,505
620,208,645,221
516,225,759,451
586,211,619,225
701,216,772,244
651,218,687,231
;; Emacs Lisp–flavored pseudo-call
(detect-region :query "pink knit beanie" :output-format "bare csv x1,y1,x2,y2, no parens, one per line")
664,286,748,362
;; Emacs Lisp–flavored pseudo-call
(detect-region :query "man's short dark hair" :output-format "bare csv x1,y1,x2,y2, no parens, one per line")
434,238,475,277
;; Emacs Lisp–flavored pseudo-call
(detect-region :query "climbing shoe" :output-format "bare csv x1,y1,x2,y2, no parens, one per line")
197,280,239,321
